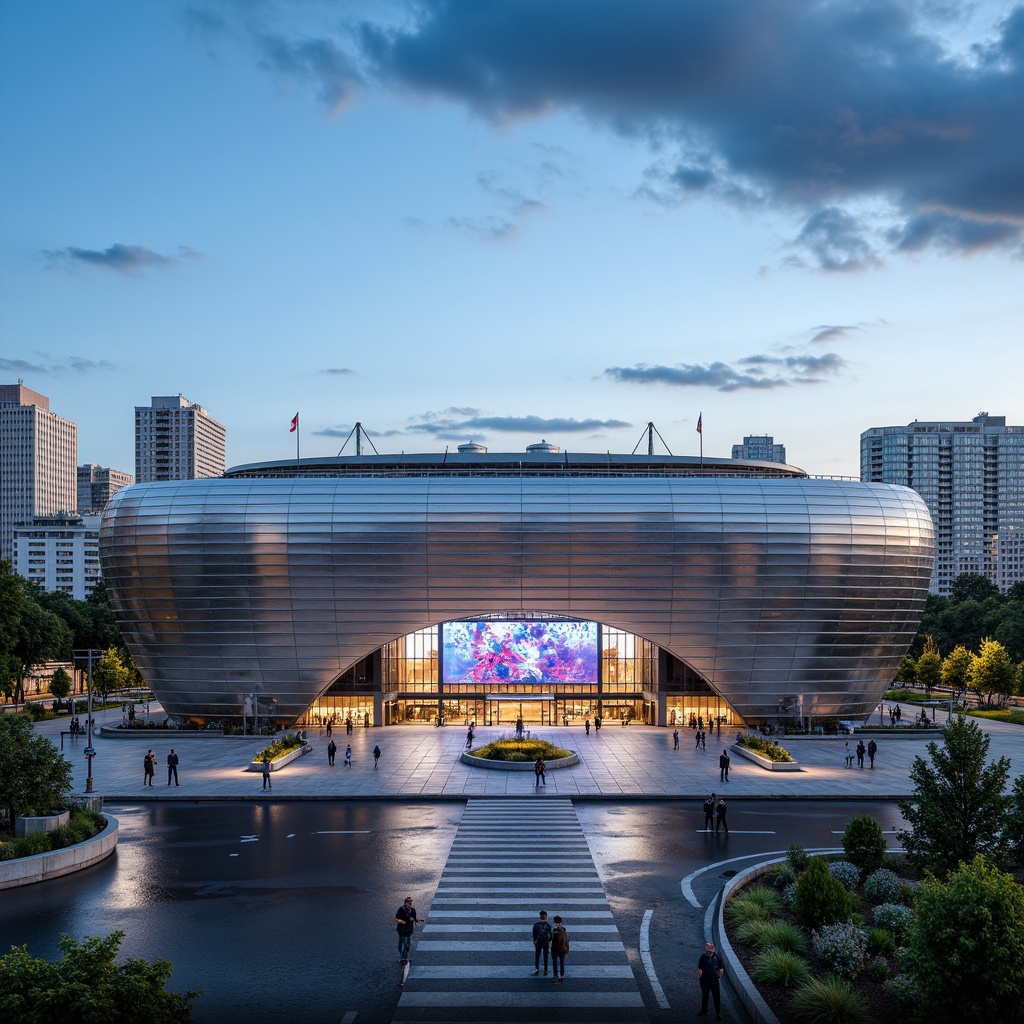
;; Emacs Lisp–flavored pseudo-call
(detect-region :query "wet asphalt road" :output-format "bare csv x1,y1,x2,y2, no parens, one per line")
0,800,906,1024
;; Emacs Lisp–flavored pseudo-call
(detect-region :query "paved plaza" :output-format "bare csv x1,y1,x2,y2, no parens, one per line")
32,702,1024,803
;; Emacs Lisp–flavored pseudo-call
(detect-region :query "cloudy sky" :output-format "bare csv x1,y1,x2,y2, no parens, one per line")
2,1,1022,477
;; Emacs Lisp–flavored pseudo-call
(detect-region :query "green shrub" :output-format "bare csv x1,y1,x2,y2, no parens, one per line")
10,832,52,857
787,844,810,873
863,868,902,904
842,815,887,875
811,923,868,979
865,927,895,957
792,857,853,930
23,701,48,721
873,902,913,939
827,860,860,891
865,956,890,982
883,973,917,1010
768,862,797,890
255,733,306,762
47,824,78,849
729,885,782,918
789,975,871,1024
752,948,811,987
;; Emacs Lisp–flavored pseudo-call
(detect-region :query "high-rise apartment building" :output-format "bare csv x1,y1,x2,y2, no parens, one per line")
861,412,1024,595
13,512,101,599
731,435,787,463
77,463,133,511
0,384,77,562
135,395,226,483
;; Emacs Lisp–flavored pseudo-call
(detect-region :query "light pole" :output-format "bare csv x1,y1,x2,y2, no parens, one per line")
73,649,104,794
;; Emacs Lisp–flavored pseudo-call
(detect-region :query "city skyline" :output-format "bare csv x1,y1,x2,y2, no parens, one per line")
2,1,1023,478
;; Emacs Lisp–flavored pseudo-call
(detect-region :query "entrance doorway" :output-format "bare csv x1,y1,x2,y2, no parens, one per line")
485,696,554,727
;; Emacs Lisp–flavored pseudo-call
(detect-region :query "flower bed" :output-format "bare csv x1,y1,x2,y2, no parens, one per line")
735,735,794,762
468,738,571,762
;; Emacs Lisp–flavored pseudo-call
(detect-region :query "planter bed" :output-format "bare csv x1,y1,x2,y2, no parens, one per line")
0,815,118,891
730,743,801,772
460,751,579,771
15,809,70,836
248,743,311,772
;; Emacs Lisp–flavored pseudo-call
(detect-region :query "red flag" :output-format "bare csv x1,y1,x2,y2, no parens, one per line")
696,412,702,434
290,412,299,433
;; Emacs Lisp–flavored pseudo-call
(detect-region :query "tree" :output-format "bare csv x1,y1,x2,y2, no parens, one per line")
790,856,853,929
91,647,130,698
893,653,917,686
968,637,1019,706
0,931,200,1023
13,596,72,704
49,667,72,701
0,712,73,826
941,644,974,702
905,855,1024,1024
898,716,1012,876
1006,775,1024,868
950,573,1002,604
915,636,942,696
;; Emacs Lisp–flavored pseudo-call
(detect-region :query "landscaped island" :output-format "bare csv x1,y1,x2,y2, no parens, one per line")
468,738,572,762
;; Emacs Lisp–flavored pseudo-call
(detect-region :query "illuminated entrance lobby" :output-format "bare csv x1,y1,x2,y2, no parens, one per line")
100,443,934,728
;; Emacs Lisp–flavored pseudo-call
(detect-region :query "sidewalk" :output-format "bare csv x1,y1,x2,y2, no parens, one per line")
31,701,1024,803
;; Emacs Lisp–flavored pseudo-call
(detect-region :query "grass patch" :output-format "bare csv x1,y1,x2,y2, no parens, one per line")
468,739,571,762
967,708,1024,726
789,975,871,1024
727,886,783,924
753,949,812,988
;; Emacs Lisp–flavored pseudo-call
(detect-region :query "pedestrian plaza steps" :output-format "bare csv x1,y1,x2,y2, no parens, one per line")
393,798,649,1023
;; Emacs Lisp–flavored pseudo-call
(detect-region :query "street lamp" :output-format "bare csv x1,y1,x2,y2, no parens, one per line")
72,649,104,794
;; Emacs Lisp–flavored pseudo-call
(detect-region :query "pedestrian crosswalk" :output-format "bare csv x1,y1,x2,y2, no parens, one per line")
392,798,649,1023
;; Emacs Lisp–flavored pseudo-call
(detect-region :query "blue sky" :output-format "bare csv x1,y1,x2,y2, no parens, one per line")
2,0,1022,478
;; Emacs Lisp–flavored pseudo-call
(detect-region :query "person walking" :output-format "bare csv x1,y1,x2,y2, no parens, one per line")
346,716,353,735
143,750,155,786
394,896,419,963
466,726,474,749
697,939,724,1019
715,796,729,835
703,793,716,831
534,756,546,787
550,915,568,981
867,738,877,769
700,729,707,750
844,741,854,768
261,754,271,790
516,716,524,739
719,749,730,782
584,718,590,735
856,739,866,768
344,744,352,768
166,748,179,786
673,729,679,750
695,728,702,750
326,718,332,737
531,910,552,975
595,715,601,731
373,744,381,769
327,739,337,765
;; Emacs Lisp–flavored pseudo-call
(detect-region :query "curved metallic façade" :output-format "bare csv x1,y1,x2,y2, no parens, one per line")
100,472,933,724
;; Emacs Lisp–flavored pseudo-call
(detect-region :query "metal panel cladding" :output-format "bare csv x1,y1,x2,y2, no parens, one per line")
99,476,934,723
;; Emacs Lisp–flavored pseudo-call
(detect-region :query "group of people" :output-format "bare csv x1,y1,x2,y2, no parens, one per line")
843,738,878,769
702,792,729,833
530,910,571,981
324,742,381,769
143,748,179,786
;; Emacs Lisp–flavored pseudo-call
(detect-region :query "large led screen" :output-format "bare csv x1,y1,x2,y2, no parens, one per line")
442,620,598,685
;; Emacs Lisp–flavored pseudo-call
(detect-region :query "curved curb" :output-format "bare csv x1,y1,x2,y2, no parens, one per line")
714,849,846,1024
459,751,579,771
0,815,119,890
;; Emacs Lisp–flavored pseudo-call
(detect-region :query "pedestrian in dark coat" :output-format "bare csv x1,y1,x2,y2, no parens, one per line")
531,910,552,975
327,739,337,765
715,797,729,834
143,750,155,786
373,744,381,769
700,729,707,750
703,794,716,831
697,940,724,1019
719,749,730,781
867,738,877,768
534,757,546,787
550,916,568,980
326,719,332,737
673,729,679,750
261,755,271,790
856,740,866,768
166,748,179,786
